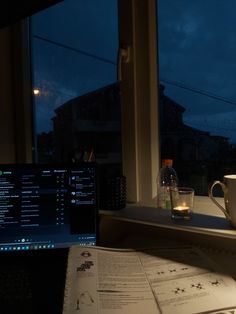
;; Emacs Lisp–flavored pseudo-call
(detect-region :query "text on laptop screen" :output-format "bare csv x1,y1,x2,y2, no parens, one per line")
0,163,97,251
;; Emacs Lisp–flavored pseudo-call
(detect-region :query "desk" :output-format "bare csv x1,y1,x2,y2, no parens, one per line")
99,204,236,280
0,248,68,314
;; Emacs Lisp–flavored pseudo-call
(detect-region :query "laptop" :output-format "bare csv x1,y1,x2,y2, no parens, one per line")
0,162,98,314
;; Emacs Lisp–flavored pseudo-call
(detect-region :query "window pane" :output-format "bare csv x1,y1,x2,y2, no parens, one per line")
157,0,236,195
31,0,121,171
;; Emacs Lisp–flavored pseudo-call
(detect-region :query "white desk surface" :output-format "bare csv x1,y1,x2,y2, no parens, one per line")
99,202,236,279
100,204,236,239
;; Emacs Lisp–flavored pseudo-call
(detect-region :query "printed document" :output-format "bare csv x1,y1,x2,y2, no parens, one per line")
63,245,236,314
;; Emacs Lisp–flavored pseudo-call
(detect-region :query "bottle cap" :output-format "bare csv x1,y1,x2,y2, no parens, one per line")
162,159,173,167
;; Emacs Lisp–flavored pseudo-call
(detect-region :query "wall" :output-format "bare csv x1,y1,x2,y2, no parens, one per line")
0,27,16,163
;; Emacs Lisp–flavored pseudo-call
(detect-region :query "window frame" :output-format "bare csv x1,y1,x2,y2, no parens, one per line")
119,0,159,205
0,20,33,164
13,20,34,163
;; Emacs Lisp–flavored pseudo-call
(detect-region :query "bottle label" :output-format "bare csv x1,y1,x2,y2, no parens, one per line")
157,186,171,210
165,199,171,210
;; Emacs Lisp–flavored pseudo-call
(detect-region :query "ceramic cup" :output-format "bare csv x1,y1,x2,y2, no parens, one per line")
209,174,236,228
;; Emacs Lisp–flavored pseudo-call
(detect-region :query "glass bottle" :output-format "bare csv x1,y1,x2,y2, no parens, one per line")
157,159,178,209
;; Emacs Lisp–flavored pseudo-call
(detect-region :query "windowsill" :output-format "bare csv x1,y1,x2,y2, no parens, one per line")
99,196,236,251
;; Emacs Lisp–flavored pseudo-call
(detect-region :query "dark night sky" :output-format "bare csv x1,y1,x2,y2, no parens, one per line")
31,0,118,133
32,0,236,144
158,0,236,143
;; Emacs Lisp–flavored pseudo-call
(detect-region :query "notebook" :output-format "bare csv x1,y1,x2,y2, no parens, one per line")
0,162,98,314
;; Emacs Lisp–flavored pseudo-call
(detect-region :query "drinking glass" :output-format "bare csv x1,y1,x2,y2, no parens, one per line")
170,187,194,220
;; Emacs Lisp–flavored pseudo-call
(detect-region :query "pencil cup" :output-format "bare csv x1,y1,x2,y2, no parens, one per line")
99,175,126,210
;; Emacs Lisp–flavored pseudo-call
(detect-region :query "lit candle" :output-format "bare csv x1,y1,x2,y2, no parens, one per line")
173,206,189,211
172,206,190,216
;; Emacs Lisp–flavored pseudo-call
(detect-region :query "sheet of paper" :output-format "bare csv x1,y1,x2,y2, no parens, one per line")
63,247,159,314
137,247,236,313
63,246,236,314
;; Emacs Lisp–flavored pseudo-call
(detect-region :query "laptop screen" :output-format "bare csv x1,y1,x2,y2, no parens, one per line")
0,163,97,252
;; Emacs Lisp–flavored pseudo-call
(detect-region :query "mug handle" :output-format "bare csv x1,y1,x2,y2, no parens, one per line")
209,181,231,220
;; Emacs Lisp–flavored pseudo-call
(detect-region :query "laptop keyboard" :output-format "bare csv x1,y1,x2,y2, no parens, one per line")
0,249,68,314
0,264,34,314
0,265,32,300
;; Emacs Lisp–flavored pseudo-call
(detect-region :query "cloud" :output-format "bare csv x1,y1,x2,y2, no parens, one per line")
158,0,236,144
158,0,236,95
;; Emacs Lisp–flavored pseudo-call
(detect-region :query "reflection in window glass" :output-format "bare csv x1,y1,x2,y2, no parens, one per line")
31,0,121,171
157,0,236,195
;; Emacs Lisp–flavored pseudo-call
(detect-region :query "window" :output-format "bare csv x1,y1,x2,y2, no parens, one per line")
157,0,236,196
29,0,159,205
3,0,230,213
13,0,222,207
1,0,229,247
17,0,224,206
30,0,122,174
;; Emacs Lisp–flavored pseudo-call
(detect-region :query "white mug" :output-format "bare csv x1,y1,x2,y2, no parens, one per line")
209,174,236,228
